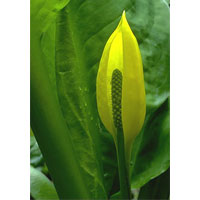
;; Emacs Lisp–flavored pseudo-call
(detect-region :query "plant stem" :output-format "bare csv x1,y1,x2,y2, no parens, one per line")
31,34,90,199
116,128,131,199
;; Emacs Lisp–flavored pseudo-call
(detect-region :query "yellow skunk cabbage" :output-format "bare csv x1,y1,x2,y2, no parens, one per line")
96,11,146,163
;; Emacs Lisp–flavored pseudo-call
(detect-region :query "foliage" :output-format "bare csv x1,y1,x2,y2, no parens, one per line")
138,168,170,199
31,0,169,199
30,134,48,174
30,165,58,199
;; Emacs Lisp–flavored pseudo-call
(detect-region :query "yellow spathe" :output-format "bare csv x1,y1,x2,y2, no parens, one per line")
96,11,146,162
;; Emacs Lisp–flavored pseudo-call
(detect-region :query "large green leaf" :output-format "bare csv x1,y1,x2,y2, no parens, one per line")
138,168,170,199
30,165,58,200
131,99,170,188
36,0,169,196
55,7,107,199
129,0,170,188
31,0,91,198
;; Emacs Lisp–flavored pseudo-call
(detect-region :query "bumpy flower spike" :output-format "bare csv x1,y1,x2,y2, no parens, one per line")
96,11,146,164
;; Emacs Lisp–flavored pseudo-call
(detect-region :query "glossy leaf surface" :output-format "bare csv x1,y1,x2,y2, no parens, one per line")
30,166,58,200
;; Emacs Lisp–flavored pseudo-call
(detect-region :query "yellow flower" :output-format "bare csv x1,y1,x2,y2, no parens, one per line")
96,11,146,162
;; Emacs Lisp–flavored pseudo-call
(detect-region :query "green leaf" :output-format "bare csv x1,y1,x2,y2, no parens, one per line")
131,1,170,110
30,165,58,200
30,135,49,175
55,7,107,199
31,0,91,198
30,135,44,168
128,0,170,188
131,99,170,188
138,168,170,199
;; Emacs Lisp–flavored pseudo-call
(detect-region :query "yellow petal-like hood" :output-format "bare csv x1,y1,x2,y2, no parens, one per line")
96,11,146,162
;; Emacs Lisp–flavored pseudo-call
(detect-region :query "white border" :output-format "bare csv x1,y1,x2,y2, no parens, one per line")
171,0,200,199
1,0,200,199
0,0,30,199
